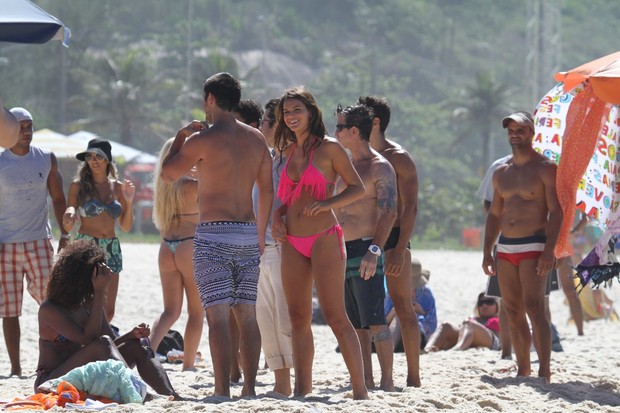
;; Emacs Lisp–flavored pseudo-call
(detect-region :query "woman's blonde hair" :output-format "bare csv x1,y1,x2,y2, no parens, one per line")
152,138,188,233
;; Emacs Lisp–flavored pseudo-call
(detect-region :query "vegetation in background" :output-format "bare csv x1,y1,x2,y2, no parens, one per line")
4,0,619,245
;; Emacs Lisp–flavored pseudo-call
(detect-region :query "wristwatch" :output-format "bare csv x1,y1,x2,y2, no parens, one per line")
368,244,382,256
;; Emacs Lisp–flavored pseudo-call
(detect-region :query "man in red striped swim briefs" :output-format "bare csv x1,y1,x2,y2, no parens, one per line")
482,111,563,383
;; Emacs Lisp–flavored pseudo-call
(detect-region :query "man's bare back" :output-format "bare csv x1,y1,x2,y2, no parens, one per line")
193,122,271,222
161,118,272,223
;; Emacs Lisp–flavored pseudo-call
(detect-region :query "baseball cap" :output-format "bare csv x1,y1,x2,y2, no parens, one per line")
501,111,535,131
9,107,33,122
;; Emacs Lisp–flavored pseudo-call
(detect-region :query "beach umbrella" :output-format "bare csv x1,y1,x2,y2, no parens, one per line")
0,0,71,47
533,51,620,289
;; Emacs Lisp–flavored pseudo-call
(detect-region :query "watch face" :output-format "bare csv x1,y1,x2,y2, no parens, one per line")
369,245,381,255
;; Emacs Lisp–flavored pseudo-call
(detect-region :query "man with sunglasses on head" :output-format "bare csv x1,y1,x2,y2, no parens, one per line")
0,107,69,377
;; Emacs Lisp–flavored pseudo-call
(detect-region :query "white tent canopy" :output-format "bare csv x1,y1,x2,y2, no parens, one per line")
31,129,157,164
32,128,84,158
68,131,157,164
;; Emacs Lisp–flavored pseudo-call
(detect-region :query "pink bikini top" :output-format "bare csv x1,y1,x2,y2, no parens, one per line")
278,145,334,206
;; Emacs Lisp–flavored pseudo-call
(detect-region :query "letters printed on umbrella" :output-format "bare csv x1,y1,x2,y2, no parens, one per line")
533,52,620,290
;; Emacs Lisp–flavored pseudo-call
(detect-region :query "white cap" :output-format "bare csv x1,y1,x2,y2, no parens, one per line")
501,112,534,131
9,107,33,122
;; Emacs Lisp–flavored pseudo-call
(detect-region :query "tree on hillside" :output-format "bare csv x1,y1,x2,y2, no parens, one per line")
451,71,512,173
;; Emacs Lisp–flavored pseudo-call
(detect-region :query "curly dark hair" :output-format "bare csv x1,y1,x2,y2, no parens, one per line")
46,240,107,309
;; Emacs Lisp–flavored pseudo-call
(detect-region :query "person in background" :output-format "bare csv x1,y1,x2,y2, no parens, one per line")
482,111,562,382
386,259,436,352
63,138,135,323
0,107,69,377
233,99,264,129
228,97,266,383
149,138,203,371
254,98,294,396
272,87,368,399
424,293,500,352
35,240,179,400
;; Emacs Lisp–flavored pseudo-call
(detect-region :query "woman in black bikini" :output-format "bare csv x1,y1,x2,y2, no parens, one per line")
35,240,179,399
424,292,501,352
149,138,203,371
63,138,135,322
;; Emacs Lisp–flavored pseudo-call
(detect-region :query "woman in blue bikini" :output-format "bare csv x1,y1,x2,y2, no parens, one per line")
148,138,202,371
63,138,135,323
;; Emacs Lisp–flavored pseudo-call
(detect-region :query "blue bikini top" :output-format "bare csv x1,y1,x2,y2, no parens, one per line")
79,198,122,219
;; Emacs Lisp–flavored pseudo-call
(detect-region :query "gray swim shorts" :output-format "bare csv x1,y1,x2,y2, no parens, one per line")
193,221,260,308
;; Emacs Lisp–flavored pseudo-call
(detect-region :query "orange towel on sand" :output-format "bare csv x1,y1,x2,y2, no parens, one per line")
4,381,82,410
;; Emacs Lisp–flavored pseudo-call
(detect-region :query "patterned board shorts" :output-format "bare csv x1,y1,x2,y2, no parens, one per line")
193,221,260,308
0,240,54,317
74,234,123,273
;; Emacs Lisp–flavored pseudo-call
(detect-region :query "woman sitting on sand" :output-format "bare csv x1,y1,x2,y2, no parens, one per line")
424,292,500,352
63,138,135,323
35,240,179,399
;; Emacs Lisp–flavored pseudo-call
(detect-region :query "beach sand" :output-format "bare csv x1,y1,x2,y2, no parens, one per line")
1,244,620,412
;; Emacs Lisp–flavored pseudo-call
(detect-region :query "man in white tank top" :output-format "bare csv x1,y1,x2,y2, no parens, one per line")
0,107,69,377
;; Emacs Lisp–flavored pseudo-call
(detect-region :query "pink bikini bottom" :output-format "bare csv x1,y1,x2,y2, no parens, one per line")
287,224,344,259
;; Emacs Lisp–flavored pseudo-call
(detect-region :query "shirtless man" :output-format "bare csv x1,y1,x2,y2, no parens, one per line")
482,112,562,382
359,96,421,387
161,72,274,398
334,105,397,391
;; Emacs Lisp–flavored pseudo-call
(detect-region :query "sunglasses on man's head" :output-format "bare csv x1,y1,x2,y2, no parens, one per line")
335,124,351,132
477,298,496,307
85,153,106,162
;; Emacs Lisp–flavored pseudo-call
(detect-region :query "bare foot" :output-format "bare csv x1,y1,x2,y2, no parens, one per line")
353,389,370,400
538,368,551,383
379,380,396,392
230,369,241,383
406,376,421,388
516,366,531,377
272,384,292,397
240,385,256,397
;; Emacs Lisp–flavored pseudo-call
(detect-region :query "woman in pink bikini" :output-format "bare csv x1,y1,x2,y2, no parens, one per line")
272,87,368,399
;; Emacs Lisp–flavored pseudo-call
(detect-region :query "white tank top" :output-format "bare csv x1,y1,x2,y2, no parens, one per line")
0,146,53,243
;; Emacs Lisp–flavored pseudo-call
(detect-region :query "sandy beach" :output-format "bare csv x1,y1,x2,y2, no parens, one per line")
1,244,620,412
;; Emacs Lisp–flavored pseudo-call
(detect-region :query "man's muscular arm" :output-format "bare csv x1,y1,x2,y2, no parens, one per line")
161,121,206,182
482,171,503,275
359,162,397,280
538,163,563,276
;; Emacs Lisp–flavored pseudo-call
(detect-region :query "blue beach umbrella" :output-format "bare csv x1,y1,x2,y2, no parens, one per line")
0,0,70,46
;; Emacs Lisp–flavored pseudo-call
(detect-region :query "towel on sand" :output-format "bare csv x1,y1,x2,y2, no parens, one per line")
38,360,146,404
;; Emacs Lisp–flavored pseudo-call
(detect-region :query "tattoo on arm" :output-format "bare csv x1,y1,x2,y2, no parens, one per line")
376,178,397,212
